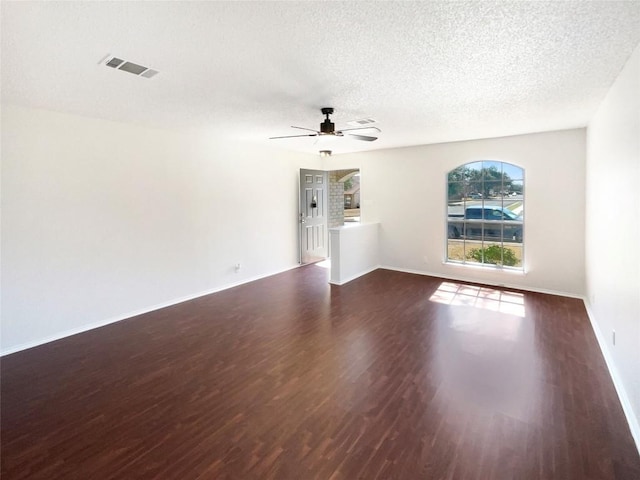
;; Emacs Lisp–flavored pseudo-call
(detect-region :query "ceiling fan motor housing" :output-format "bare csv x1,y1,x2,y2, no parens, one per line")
320,119,335,134
320,107,335,134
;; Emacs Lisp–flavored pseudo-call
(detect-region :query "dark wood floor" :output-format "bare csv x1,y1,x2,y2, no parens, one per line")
2,266,639,479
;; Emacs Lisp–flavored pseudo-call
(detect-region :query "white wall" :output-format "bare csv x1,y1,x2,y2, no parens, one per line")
586,43,640,444
1,105,320,353
325,128,586,296
329,222,380,285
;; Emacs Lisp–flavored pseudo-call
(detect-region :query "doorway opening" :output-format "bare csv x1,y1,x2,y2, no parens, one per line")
328,169,360,227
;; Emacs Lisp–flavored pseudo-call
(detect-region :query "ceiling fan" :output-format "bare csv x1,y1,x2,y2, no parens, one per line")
270,107,380,142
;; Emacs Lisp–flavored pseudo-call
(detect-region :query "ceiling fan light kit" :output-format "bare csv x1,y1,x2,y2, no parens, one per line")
319,150,332,157
270,107,380,142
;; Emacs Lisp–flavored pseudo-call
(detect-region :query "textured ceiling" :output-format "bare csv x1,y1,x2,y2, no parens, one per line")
2,1,640,155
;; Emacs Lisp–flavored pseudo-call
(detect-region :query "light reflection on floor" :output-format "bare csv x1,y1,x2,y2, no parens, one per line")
430,281,536,424
315,259,331,269
429,281,525,317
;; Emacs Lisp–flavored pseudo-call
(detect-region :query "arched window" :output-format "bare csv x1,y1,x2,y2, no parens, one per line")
446,161,524,269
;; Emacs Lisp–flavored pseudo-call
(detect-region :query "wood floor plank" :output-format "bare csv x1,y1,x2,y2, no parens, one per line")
2,266,639,479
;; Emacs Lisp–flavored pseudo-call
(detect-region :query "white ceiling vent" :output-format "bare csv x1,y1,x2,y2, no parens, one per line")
103,55,158,79
347,118,377,127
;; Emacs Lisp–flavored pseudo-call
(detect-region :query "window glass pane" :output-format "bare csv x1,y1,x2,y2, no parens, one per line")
463,162,483,198
483,221,503,240
501,244,522,267
505,199,523,222
465,161,483,177
481,241,503,265
448,182,464,203
465,187,483,200
503,163,524,181
503,218,523,243
447,166,466,183
447,237,465,262
482,161,502,179
465,240,484,264
464,220,484,239
502,177,515,196
465,208,483,220
506,244,523,268
447,220,462,239
484,180,503,203
509,180,524,205
511,180,524,195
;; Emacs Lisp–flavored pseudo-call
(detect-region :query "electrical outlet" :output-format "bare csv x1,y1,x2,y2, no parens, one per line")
234,263,241,273
612,330,616,346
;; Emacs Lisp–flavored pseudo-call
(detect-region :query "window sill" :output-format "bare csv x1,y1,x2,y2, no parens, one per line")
443,260,526,274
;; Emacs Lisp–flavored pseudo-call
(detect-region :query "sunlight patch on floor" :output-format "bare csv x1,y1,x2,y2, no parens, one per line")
429,281,525,317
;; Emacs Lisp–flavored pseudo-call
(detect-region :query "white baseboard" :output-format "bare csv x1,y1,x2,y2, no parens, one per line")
329,265,381,286
0,264,301,357
583,300,640,454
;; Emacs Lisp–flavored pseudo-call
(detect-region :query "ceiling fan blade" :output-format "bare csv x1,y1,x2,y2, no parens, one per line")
337,126,381,133
269,133,319,139
291,126,320,133
348,134,378,142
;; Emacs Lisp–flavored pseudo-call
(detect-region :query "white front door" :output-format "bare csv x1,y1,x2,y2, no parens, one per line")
299,169,328,264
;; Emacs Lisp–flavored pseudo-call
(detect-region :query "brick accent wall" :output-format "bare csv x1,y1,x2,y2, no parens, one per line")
328,171,344,228
328,169,359,228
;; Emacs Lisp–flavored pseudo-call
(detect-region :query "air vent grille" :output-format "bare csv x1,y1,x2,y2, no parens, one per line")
102,55,159,79
106,57,124,68
118,61,147,75
140,69,159,79
347,118,377,127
